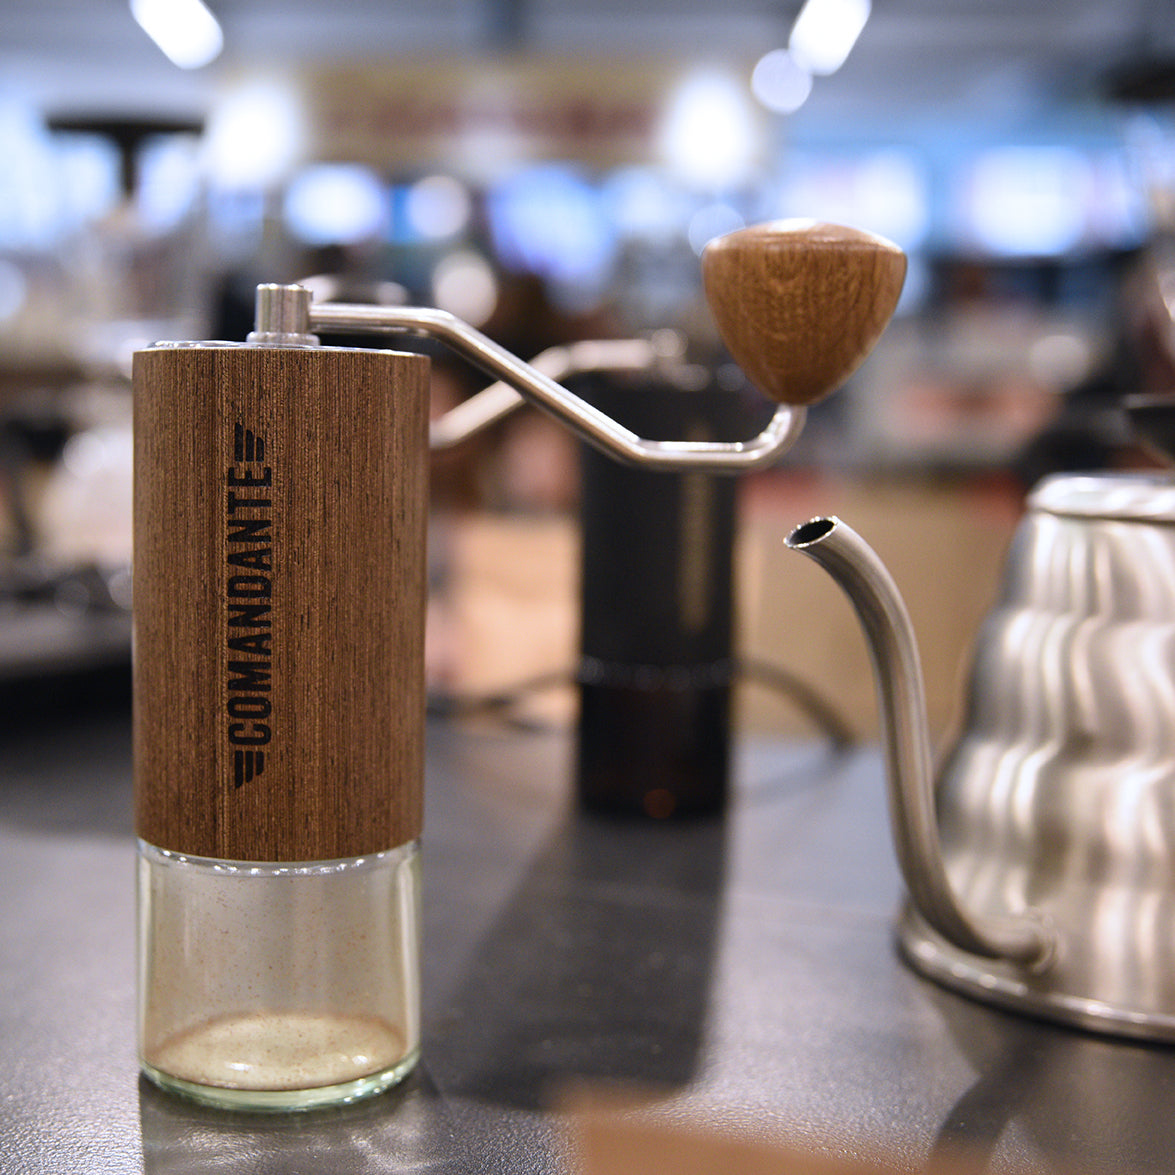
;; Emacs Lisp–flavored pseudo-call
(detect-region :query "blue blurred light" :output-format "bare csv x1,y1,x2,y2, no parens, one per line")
405,174,472,240
751,50,812,114
960,147,1092,257
775,149,929,251
138,137,201,231
283,164,386,246
487,164,615,287
687,203,745,255
601,167,690,241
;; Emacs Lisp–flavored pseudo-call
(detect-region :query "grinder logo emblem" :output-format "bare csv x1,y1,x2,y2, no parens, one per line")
225,423,274,788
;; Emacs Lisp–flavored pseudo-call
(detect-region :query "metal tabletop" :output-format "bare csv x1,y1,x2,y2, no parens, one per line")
3,705,1175,1174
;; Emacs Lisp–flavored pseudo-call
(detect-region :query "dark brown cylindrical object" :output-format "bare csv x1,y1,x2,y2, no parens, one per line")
133,343,430,863
575,374,745,818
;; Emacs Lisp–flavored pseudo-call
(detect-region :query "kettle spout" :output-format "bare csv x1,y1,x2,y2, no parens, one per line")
785,516,1052,968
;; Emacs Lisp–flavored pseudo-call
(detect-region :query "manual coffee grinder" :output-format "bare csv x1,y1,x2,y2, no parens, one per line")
132,220,906,1110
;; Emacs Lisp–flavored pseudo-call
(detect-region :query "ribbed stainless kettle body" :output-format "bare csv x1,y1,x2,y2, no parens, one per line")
901,472,1175,1038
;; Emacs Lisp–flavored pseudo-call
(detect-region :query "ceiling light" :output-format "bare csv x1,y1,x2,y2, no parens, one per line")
130,0,223,70
204,79,303,189
789,0,870,76
659,72,757,189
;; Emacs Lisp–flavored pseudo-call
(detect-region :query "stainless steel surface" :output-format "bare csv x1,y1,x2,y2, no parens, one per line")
10,711,1175,1174
785,516,1050,967
246,283,320,347
251,285,808,472
787,477,1175,1041
1028,470,1175,521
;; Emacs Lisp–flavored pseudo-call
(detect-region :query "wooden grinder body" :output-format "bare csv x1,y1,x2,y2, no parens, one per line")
133,343,429,863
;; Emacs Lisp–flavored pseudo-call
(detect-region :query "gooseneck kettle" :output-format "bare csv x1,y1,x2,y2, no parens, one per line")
787,452,1175,1041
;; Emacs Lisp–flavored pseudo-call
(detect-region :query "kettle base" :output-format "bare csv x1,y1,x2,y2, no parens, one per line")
897,904,1175,1044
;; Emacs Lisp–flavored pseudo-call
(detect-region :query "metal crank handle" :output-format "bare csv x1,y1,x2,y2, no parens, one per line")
252,290,804,473
251,220,907,472
429,337,672,452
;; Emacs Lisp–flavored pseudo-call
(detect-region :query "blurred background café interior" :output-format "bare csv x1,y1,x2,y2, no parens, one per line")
1,0,1174,744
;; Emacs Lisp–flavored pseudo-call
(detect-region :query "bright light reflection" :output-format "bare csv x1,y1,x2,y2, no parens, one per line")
138,136,201,230
660,72,757,188
1029,332,1094,387
0,102,71,248
855,151,929,247
432,250,498,327
405,175,472,239
487,165,614,285
602,167,687,241
790,0,871,76
751,50,813,114
965,147,1091,257
205,80,304,189
129,0,223,70
775,150,929,250
56,137,121,222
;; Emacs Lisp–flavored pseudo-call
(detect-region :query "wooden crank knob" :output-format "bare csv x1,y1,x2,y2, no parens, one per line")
702,219,907,405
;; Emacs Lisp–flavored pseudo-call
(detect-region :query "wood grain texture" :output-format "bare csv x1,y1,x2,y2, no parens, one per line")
701,219,906,406
133,344,429,862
